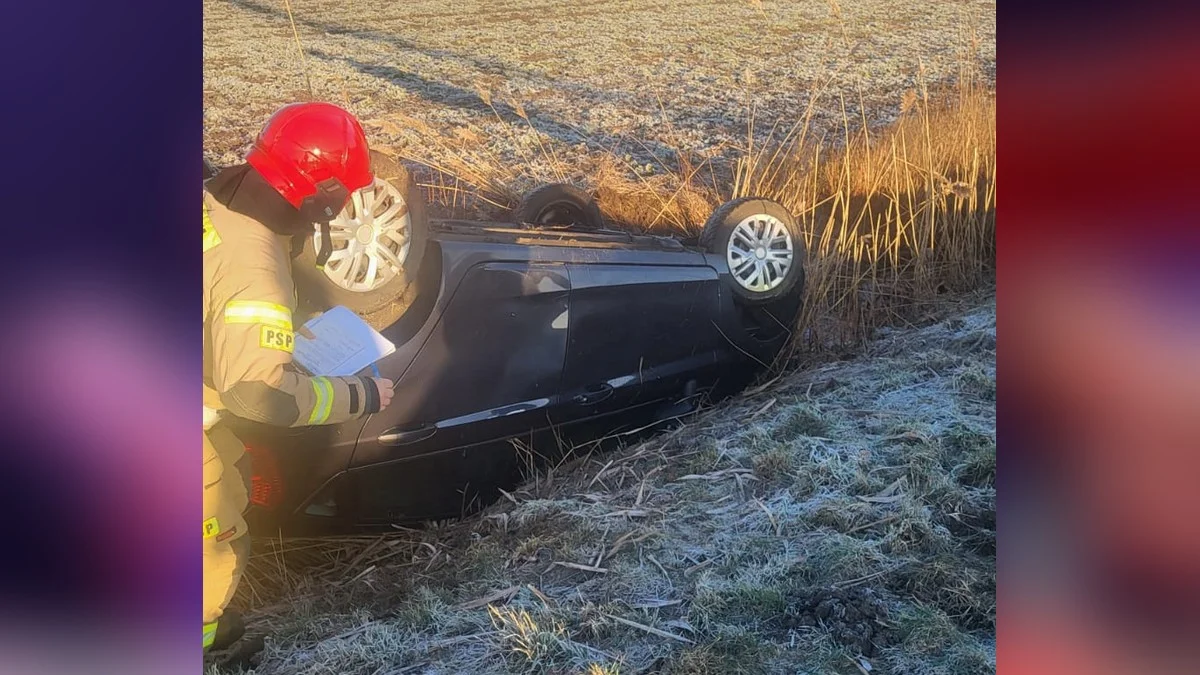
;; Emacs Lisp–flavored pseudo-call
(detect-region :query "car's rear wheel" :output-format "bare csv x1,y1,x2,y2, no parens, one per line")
701,197,805,305
293,150,428,315
513,183,605,229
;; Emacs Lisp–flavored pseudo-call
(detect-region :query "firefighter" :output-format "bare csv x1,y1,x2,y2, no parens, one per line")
202,102,395,654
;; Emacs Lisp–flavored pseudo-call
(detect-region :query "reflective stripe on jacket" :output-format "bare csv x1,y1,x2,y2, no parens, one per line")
202,193,371,427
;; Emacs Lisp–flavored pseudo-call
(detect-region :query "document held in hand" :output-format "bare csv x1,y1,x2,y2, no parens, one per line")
292,305,395,377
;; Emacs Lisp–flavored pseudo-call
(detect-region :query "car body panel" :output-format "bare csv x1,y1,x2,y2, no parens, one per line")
350,257,571,469
241,220,802,533
557,262,725,419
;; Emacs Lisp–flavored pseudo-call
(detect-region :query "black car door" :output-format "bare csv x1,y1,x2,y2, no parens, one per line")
559,255,725,421
350,259,571,470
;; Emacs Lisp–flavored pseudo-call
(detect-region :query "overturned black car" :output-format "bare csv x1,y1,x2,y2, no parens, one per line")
211,151,807,535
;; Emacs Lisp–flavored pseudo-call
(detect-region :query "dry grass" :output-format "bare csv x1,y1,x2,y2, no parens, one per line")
733,76,995,351
389,57,994,354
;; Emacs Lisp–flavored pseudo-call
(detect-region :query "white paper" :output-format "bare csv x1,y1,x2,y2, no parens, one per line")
292,306,395,377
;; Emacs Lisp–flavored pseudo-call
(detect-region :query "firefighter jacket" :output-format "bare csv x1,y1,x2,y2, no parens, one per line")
203,192,382,427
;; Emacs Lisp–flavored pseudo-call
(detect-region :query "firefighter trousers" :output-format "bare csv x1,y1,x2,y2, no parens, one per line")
203,421,251,648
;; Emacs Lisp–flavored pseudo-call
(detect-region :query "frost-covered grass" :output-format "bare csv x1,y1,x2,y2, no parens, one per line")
210,297,995,675
204,0,994,190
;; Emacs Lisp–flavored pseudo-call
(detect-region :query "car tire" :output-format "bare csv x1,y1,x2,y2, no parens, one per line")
513,183,605,229
293,150,429,315
701,197,806,305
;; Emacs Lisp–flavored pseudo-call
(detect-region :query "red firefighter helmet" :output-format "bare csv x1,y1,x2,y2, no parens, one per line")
246,102,374,218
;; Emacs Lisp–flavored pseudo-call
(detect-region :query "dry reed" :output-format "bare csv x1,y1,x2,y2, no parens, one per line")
398,68,994,354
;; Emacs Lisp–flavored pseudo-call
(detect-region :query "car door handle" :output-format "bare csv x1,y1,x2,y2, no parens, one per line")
377,424,437,446
573,383,614,405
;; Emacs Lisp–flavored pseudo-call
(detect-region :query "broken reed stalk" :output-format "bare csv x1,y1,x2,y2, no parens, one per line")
282,0,314,99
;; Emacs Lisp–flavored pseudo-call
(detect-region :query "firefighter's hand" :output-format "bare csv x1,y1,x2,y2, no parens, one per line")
372,378,394,411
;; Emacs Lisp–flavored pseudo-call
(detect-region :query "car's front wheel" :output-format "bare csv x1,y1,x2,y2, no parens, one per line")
701,197,805,305
293,150,428,315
